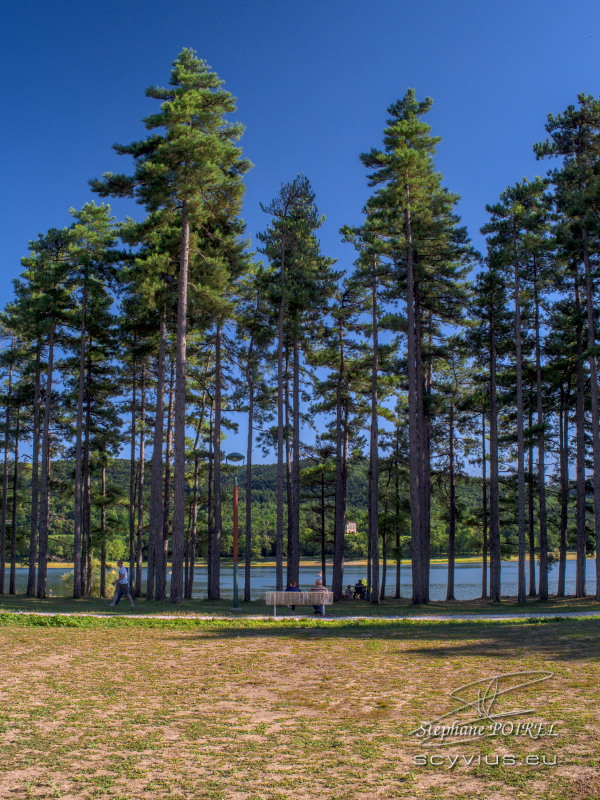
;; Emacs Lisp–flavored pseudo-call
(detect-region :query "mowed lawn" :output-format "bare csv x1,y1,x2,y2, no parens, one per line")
0,615,599,800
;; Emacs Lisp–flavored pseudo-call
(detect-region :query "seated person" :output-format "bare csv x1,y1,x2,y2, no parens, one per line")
311,578,328,615
285,579,301,611
354,580,366,600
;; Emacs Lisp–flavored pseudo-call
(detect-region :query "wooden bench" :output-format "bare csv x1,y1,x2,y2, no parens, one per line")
265,590,334,617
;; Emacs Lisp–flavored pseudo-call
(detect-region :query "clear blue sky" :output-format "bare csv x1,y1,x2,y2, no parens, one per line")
2,0,599,457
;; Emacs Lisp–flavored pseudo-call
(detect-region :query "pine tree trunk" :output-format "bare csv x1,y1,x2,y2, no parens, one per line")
489,302,501,602
244,368,254,602
287,339,300,585
73,284,87,599
481,411,488,599
184,503,191,596
27,347,41,596
147,308,166,600
404,190,424,604
82,350,92,596
527,409,536,597
580,233,600,600
446,404,456,601
171,204,190,604
157,358,175,601
380,498,388,601
85,465,92,596
128,356,137,594
275,244,286,592
100,464,107,599
206,402,214,598
379,520,387,600
284,353,294,583
342,402,349,576
37,328,54,598
185,452,199,601
534,271,549,600
319,471,327,586
369,272,380,604
332,325,346,601
0,357,12,596
209,324,223,600
366,494,372,602
419,309,432,602
557,382,570,597
394,446,402,599
185,405,207,600
513,256,527,603
9,414,20,594
320,472,326,585
136,362,146,596
575,278,587,597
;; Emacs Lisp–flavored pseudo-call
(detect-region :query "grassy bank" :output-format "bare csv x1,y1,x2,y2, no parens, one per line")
0,592,599,618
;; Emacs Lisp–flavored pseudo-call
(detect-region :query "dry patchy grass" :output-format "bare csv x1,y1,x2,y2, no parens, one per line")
0,617,599,799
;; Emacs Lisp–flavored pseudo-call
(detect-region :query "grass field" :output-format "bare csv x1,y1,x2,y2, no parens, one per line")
1,612,599,800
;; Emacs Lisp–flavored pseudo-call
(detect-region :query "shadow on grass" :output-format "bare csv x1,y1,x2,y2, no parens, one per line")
2,600,599,660
161,617,600,662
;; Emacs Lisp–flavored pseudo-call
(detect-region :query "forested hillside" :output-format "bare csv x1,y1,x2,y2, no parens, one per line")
3,457,577,571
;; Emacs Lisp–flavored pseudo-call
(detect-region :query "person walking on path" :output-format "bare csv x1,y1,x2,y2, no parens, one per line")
110,560,135,608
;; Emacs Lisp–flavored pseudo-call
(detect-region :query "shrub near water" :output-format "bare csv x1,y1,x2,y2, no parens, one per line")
60,560,117,598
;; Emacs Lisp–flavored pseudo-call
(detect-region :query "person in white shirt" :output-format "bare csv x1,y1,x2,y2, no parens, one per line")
311,578,328,615
110,560,134,608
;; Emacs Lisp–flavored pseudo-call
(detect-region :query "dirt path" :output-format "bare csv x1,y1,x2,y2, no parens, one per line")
4,609,600,621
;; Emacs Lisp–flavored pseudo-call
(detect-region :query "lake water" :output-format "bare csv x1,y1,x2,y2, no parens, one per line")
3,559,598,600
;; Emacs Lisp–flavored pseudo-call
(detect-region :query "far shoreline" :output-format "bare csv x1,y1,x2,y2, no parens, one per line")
12,553,583,572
